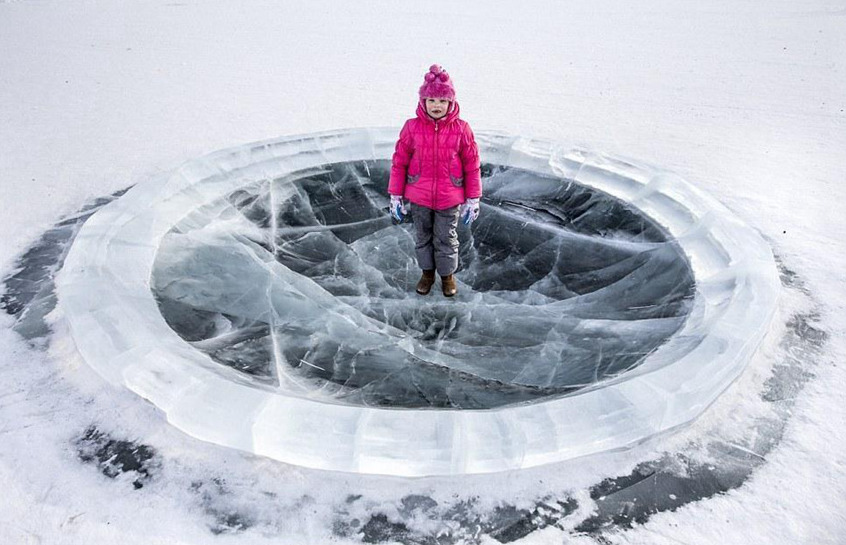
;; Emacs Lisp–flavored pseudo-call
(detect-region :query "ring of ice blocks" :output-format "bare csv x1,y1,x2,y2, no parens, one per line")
55,128,779,476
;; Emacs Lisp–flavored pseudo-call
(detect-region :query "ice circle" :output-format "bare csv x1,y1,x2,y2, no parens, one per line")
55,128,779,476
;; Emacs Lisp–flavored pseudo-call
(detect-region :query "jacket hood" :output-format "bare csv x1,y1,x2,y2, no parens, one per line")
416,99,461,125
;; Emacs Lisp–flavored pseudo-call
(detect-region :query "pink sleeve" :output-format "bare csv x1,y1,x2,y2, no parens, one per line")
388,121,414,196
460,123,482,199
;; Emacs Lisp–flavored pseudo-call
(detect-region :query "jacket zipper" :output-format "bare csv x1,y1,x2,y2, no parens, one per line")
433,121,439,209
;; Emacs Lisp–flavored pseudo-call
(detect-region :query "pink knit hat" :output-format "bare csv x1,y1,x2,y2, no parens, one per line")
418,64,456,101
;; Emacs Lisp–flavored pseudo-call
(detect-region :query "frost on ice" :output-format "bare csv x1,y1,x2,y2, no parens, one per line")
53,129,779,475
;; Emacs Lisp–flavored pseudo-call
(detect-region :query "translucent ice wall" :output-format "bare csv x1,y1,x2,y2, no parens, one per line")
55,128,779,476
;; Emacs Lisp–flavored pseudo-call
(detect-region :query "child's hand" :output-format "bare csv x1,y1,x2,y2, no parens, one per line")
390,195,407,223
461,198,480,225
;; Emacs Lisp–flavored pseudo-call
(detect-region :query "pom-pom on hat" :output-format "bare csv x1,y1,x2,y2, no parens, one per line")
418,64,456,101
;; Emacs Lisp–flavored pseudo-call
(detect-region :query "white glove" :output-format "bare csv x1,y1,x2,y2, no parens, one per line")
461,198,480,225
390,195,407,223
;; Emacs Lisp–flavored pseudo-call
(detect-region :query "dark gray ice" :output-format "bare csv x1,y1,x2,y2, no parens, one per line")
152,161,695,409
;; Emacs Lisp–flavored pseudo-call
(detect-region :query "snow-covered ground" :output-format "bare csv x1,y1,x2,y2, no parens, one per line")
1,1,844,543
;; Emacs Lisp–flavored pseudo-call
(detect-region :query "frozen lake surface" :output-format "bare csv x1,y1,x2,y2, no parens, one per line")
1,0,843,541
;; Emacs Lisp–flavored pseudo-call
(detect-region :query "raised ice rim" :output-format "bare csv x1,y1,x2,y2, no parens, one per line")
55,128,779,476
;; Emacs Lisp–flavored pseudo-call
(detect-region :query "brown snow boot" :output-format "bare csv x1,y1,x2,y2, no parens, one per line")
416,270,436,295
441,274,457,297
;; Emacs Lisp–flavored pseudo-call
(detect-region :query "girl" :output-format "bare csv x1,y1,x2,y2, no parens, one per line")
388,64,481,297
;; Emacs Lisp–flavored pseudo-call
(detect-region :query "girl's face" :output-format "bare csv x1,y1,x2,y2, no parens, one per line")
425,98,451,120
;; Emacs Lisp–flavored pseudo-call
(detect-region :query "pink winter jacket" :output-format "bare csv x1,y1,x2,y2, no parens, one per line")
388,100,481,210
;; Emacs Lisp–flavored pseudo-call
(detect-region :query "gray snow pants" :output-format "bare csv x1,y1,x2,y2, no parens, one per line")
411,203,461,277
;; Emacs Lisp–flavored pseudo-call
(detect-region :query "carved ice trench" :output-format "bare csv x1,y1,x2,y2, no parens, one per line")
55,128,779,476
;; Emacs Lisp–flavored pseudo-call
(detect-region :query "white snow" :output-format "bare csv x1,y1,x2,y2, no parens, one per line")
1,0,844,543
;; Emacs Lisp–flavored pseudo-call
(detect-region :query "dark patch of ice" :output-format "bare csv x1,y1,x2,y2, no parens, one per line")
75,426,157,490
152,160,695,409
1,189,126,341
